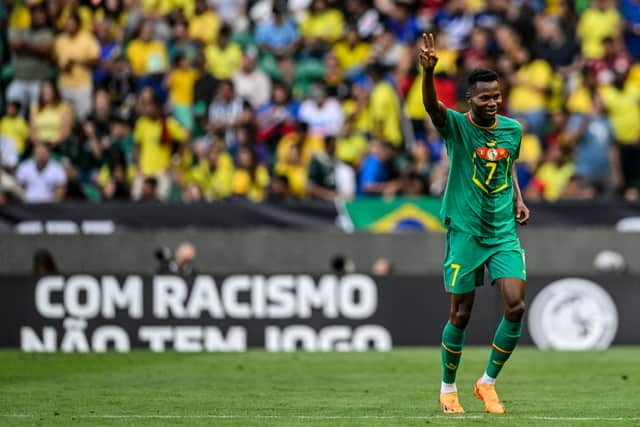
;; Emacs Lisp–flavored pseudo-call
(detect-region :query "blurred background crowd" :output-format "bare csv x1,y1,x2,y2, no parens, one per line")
0,0,639,204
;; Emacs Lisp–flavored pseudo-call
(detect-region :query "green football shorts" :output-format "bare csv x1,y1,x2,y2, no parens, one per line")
443,229,526,294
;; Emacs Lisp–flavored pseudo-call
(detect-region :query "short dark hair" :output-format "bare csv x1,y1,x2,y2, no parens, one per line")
144,177,158,188
66,11,81,25
274,174,289,185
366,61,387,78
8,100,22,111
172,53,186,67
468,69,499,88
296,120,310,133
219,24,232,37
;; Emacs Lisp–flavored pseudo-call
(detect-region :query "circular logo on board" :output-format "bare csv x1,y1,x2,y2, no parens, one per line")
528,278,618,350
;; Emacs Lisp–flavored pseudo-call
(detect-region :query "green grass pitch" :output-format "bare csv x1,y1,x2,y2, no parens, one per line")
1,347,639,426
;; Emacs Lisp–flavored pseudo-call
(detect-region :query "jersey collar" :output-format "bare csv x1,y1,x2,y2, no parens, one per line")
466,111,498,130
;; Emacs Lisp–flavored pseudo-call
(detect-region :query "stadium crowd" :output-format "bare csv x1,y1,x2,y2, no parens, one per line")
0,0,639,204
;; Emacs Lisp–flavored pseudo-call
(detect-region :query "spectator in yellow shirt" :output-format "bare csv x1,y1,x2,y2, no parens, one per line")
133,99,188,200
367,62,402,147
275,143,307,197
342,83,372,137
189,0,219,46
599,71,640,195
54,12,99,120
629,64,640,94
332,25,371,77
0,102,29,155
336,120,368,167
515,119,543,190
566,65,599,115
519,126,543,174
300,0,344,57
276,121,325,168
166,54,198,130
126,20,169,77
599,72,640,146
528,144,575,201
29,81,73,149
205,25,242,79
126,19,169,91
577,0,622,59
187,139,235,200
232,145,270,202
507,48,553,140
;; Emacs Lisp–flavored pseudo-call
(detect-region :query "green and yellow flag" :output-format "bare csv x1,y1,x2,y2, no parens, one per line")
340,197,445,233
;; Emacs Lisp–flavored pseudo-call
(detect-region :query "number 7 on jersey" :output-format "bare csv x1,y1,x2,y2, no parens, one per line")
449,263,461,287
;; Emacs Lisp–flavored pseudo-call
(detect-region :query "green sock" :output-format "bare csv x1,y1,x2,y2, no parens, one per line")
441,321,465,384
486,317,522,379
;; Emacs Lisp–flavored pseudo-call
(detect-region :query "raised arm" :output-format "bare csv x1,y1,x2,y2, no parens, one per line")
419,33,447,128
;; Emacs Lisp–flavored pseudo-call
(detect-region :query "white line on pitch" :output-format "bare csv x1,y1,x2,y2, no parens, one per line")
1,414,640,422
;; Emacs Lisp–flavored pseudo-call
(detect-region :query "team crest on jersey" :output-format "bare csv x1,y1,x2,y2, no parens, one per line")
476,147,508,161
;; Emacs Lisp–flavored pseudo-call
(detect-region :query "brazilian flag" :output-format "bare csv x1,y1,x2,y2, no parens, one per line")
341,197,445,233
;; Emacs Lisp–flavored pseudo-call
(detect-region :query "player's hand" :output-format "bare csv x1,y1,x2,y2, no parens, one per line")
419,33,438,71
515,200,530,225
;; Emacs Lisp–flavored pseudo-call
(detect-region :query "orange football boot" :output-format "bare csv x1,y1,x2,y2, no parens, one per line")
473,380,505,414
439,391,465,414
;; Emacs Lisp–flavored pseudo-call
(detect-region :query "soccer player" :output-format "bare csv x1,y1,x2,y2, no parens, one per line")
419,33,530,414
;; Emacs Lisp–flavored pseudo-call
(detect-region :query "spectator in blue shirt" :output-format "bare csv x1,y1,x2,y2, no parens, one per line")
433,0,475,51
255,5,300,57
564,97,620,196
620,0,640,60
93,19,120,89
384,2,421,44
358,140,400,196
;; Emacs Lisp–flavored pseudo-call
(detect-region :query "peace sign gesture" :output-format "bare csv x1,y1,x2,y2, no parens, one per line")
419,33,439,71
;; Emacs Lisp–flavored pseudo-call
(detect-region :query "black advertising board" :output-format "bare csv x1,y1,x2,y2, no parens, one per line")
0,274,637,351
1,199,639,232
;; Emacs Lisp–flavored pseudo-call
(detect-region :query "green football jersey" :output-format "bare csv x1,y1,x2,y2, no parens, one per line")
437,109,522,241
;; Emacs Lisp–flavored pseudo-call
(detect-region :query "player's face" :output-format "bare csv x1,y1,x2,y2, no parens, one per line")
469,81,501,122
